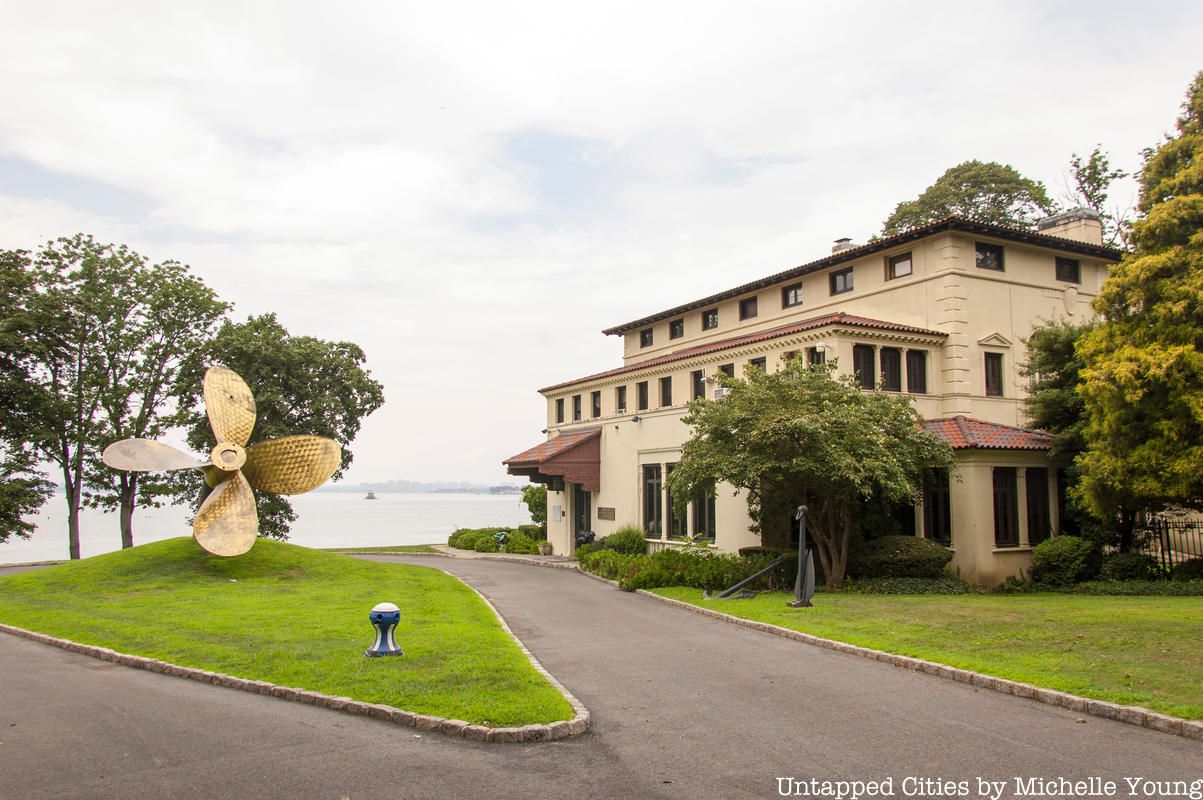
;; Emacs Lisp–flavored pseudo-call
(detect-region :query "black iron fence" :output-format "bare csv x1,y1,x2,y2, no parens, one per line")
1133,516,1203,575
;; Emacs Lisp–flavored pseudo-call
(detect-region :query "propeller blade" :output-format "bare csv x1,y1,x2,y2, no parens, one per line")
102,439,208,472
242,436,342,495
193,470,258,557
203,366,256,447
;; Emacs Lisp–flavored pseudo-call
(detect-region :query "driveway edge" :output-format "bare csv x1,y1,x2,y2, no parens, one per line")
0,609,589,744
632,590,1203,741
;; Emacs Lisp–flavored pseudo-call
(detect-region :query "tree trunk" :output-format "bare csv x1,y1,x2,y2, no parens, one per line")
65,479,81,560
119,476,136,549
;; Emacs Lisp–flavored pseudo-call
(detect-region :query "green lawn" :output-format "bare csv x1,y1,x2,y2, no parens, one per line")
653,587,1203,720
0,538,573,727
324,544,440,554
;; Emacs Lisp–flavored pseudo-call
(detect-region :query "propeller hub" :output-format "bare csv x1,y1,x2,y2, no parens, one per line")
210,443,247,472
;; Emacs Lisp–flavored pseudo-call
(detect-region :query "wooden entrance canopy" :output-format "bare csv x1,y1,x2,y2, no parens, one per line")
503,429,601,492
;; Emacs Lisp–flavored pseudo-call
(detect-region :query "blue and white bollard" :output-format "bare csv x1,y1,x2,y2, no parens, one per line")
365,602,403,657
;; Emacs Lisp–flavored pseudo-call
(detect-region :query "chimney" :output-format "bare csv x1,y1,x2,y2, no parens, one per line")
832,237,856,254
1036,208,1103,246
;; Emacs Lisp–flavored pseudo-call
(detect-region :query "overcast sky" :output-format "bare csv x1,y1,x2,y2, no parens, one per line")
3,2,1201,485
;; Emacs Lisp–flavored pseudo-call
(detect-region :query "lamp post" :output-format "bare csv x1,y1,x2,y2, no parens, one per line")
789,505,815,608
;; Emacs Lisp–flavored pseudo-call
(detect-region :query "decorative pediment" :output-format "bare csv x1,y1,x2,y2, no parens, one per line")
977,332,1012,348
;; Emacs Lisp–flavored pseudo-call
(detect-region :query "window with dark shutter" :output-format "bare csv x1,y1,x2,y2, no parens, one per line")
985,352,1004,397
993,467,1019,547
906,350,927,393
853,344,875,389
880,348,901,391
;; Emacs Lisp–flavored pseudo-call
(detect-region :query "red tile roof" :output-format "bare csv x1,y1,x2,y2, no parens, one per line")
503,428,601,466
603,216,1122,336
540,312,945,393
924,417,1054,451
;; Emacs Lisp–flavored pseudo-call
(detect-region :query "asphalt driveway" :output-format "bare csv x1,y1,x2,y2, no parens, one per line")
1,556,1199,799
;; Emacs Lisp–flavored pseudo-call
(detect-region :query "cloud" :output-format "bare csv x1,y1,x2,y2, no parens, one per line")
1,1,1202,483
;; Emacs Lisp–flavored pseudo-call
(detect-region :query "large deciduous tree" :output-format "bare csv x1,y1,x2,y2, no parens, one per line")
664,362,954,588
0,444,53,545
1076,72,1203,522
0,235,228,557
173,314,385,539
83,259,229,549
1065,146,1132,250
882,160,1058,235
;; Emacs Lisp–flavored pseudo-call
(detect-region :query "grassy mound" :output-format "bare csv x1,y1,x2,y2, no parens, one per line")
0,538,572,727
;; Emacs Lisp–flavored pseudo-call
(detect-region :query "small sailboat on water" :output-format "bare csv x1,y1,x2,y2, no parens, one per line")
365,490,378,500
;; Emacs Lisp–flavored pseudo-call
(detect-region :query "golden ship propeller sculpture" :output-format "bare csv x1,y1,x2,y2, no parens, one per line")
102,366,342,557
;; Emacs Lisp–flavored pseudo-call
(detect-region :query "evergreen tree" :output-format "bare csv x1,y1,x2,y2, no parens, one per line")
1076,73,1203,526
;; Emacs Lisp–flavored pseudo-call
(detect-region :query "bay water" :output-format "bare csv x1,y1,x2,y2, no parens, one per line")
1,491,533,564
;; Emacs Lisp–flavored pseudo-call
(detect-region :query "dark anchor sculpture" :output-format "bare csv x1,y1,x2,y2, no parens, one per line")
703,505,817,604
787,505,816,608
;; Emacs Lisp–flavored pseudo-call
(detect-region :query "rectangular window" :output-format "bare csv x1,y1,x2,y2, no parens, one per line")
669,318,685,339
782,283,803,308
637,381,649,411
643,465,662,536
591,390,601,419
975,242,1004,271
853,344,875,389
659,376,672,407
701,308,719,330
993,467,1019,547
806,346,826,366
782,350,798,365
747,357,767,373
924,469,952,546
1055,256,1081,283
572,394,582,422
639,328,654,348
906,350,928,394
691,369,705,400
666,464,686,539
615,385,627,413
886,252,913,279
739,296,758,320
880,347,902,392
985,352,1004,397
830,267,854,295
555,398,564,424
1026,468,1051,545
718,363,735,377
693,487,716,540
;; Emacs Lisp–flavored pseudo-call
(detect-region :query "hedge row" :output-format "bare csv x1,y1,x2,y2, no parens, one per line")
578,548,797,593
447,525,545,553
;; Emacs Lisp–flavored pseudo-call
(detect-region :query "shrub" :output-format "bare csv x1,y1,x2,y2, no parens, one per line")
448,527,510,550
841,576,979,595
503,531,538,554
517,524,544,541
1030,536,1101,586
1099,552,1160,582
848,535,952,579
574,543,595,559
1067,580,1203,596
472,536,499,553
578,546,797,593
599,525,648,555
1173,558,1203,581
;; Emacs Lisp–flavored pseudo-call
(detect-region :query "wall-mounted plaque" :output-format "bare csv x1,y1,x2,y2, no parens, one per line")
597,507,616,521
